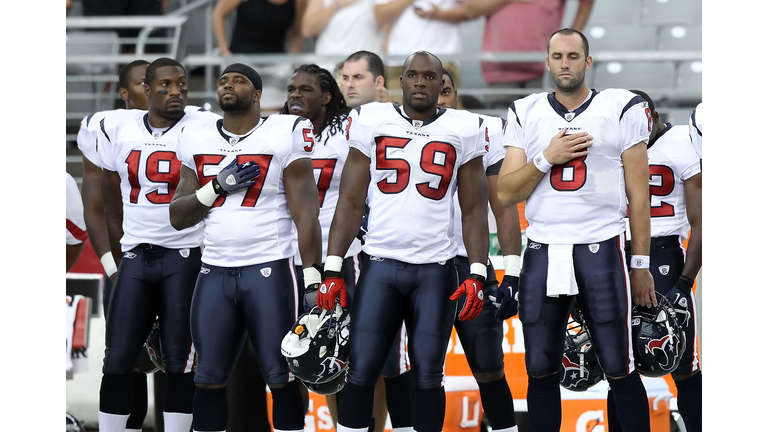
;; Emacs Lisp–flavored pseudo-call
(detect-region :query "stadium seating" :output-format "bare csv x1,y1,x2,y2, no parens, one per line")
585,25,658,51
658,24,702,51
640,0,703,26
592,60,677,91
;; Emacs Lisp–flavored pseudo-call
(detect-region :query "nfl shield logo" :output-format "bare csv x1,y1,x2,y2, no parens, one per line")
179,248,190,258
153,132,161,139
565,112,575,121
659,265,670,275
261,267,272,277
413,120,423,129
588,244,600,253
229,137,239,146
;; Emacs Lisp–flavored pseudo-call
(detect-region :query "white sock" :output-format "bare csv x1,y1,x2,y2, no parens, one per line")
336,424,370,432
164,412,193,432
98,411,130,432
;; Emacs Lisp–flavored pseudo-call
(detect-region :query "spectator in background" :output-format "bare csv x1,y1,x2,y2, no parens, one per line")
374,0,463,105
66,172,87,272
81,0,171,53
213,0,306,55
301,0,384,73
415,0,594,108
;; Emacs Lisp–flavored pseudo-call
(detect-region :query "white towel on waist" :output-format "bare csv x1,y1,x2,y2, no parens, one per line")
546,244,579,297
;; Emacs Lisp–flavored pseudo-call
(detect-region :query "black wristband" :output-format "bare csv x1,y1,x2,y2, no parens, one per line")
469,273,486,284
210,177,226,195
676,275,695,290
325,270,342,278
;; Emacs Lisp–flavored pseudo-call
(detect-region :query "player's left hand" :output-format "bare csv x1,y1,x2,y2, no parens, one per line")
317,273,347,310
490,275,519,320
451,274,485,321
630,269,657,308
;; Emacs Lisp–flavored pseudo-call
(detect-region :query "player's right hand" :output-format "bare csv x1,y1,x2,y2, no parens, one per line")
212,159,260,195
546,128,592,165
629,269,657,308
317,272,347,310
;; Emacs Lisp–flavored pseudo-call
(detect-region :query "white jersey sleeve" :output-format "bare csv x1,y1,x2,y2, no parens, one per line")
618,93,652,151
66,173,87,245
77,112,107,168
688,103,702,158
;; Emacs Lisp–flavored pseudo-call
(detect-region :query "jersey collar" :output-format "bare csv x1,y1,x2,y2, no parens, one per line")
392,102,446,129
217,117,265,146
547,90,599,122
143,112,186,139
647,122,673,149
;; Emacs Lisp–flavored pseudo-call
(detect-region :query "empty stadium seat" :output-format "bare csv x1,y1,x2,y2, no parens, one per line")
585,25,658,51
657,24,702,51
660,108,696,126
592,61,676,91
587,0,643,25
676,60,702,91
640,0,702,26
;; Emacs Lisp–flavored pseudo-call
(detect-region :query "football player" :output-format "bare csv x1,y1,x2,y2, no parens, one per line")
169,62,323,432
438,69,521,432
317,51,490,432
604,90,702,432
96,58,219,432
340,51,416,432
688,102,702,162
497,29,655,432
281,63,412,432
66,172,87,271
78,60,154,432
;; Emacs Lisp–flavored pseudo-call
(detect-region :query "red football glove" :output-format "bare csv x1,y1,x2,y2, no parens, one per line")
450,275,485,321
317,272,347,310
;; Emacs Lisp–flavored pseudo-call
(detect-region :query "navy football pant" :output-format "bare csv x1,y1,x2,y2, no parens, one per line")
345,258,456,389
519,235,634,378
192,258,299,385
102,245,200,374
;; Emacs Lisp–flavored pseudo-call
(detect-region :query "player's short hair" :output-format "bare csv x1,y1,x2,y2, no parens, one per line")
630,89,656,114
145,58,185,86
118,60,150,89
547,28,590,58
344,51,386,82
442,68,456,88
403,51,442,73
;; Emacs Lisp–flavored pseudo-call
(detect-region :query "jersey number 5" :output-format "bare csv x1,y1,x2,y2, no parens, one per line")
193,154,273,208
375,136,457,201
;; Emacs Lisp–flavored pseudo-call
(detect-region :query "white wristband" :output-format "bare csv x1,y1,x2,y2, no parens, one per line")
325,255,344,273
470,262,487,279
503,255,521,277
532,150,553,173
100,252,118,278
195,181,219,207
303,266,322,288
630,255,650,269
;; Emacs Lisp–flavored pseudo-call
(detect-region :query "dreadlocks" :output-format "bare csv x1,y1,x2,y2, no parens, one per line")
282,64,351,145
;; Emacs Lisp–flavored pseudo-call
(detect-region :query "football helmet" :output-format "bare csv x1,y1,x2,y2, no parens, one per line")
144,319,164,373
560,315,605,392
281,304,350,392
632,294,686,377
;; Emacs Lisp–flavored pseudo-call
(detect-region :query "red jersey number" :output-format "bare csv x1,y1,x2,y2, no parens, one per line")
193,154,273,208
550,156,587,192
375,137,457,200
313,159,337,207
649,164,675,217
124,150,181,204
303,128,315,152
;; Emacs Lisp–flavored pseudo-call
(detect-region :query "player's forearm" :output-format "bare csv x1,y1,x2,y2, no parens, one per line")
327,201,365,258
497,163,544,206
169,194,210,230
81,160,112,258
623,143,651,256
681,174,702,280
296,216,323,267
459,159,490,266
627,203,651,256
375,0,413,26
488,175,522,256
101,170,125,266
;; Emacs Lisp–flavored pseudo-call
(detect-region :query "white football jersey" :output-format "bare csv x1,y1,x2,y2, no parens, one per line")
177,114,316,267
79,106,208,168
66,172,87,246
504,89,651,244
292,119,363,266
97,109,218,251
453,114,505,257
641,124,701,239
688,102,703,159
348,102,487,264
